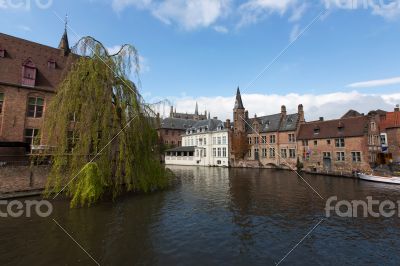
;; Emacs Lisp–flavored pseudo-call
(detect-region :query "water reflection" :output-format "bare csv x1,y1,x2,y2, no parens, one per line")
1,166,400,265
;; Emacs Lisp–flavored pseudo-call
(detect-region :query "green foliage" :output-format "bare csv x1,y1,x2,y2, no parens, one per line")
41,37,169,207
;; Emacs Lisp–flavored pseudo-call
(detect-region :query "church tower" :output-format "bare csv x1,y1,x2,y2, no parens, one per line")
58,18,71,56
233,87,246,133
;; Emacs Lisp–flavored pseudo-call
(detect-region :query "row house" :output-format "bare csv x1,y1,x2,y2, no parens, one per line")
297,113,381,175
230,87,304,169
165,118,229,167
380,105,400,162
0,29,76,159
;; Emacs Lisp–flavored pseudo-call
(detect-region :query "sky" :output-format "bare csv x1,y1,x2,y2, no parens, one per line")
1,0,400,120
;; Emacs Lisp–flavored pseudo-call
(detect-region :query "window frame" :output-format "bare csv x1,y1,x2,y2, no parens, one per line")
27,96,44,118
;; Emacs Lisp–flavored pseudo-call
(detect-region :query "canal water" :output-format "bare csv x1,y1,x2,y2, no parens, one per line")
1,166,400,265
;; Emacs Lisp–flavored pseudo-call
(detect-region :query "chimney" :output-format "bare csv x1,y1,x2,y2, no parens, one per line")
319,117,324,121
225,119,231,129
395,104,400,112
170,106,174,117
298,104,305,123
245,110,249,119
281,105,287,118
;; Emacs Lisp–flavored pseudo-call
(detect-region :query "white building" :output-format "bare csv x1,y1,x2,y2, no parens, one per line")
165,119,229,167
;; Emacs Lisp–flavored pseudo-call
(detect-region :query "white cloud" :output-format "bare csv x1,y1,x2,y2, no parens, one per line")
0,0,7,9
158,91,400,121
323,0,400,20
238,0,300,27
346,76,400,88
213,25,228,33
289,2,308,22
112,0,231,30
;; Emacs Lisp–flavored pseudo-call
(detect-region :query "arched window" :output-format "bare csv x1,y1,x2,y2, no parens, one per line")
22,58,37,87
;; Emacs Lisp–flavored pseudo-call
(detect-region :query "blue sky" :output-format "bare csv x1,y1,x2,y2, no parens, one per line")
1,0,400,120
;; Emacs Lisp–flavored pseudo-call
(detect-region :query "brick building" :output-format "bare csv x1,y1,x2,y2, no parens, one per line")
0,30,76,157
157,103,208,149
380,105,400,162
230,87,305,168
297,113,381,175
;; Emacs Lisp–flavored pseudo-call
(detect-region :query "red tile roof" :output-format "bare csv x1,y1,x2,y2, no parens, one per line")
297,116,368,140
0,32,77,91
380,111,400,130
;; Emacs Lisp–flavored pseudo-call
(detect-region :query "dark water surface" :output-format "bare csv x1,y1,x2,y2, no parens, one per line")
1,166,400,266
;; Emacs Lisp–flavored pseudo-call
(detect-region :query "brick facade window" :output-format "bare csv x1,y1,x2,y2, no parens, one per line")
0,93,4,114
269,147,275,158
323,152,331,158
289,133,295,142
262,148,267,157
281,149,287,158
270,135,276,144
351,152,362,162
22,59,37,87
27,96,44,118
48,59,56,69
248,137,252,144
336,152,345,161
302,140,308,146
289,149,296,158
25,128,40,145
261,136,267,143
335,138,345,147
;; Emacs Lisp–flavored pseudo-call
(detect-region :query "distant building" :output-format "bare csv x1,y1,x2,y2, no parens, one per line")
157,116,197,147
169,102,208,121
230,87,304,169
158,103,209,149
297,113,381,175
165,118,229,167
380,105,400,162
0,30,77,159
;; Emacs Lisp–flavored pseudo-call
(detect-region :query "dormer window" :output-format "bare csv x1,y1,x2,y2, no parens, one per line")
22,58,37,87
0,49,5,58
314,126,320,135
48,59,56,69
338,121,344,133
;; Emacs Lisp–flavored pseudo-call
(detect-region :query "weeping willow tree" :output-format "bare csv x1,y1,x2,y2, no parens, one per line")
42,37,169,207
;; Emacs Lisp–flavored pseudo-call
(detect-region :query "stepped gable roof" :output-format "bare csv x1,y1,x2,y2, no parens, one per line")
160,117,197,130
297,116,368,140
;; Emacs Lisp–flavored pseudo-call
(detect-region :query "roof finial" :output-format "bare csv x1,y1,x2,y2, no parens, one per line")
64,14,68,31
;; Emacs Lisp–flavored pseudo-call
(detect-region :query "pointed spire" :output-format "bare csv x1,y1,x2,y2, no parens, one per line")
234,86,244,109
58,14,71,56
195,102,199,115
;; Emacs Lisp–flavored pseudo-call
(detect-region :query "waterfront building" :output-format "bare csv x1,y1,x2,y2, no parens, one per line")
0,30,77,159
380,105,400,162
157,103,208,148
157,116,197,147
230,87,304,169
297,113,382,175
165,118,229,167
